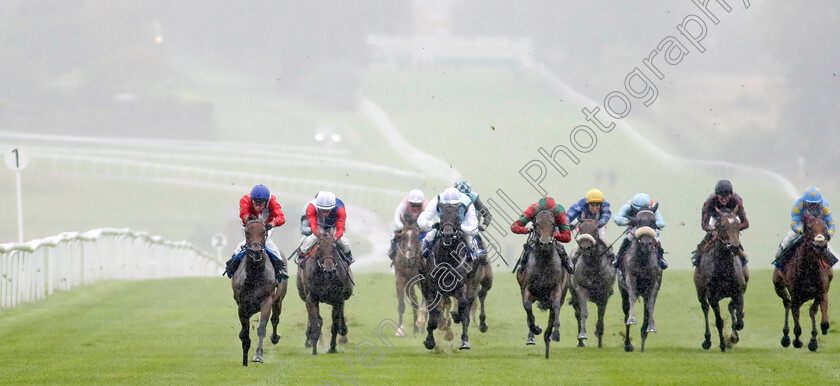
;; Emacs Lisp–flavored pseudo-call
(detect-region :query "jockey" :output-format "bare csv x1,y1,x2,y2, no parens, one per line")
454,180,493,255
300,191,354,265
418,187,482,262
510,196,573,273
613,193,668,270
773,186,838,269
388,189,428,261
224,184,288,281
566,188,614,261
691,180,750,271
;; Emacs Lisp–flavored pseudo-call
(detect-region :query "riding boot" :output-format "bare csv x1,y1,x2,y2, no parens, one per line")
823,249,839,267
657,245,668,270
273,259,289,281
343,251,355,266
614,238,631,270
772,244,787,269
516,243,531,273
388,236,398,261
737,247,749,266
555,241,573,274
223,254,241,278
690,251,700,267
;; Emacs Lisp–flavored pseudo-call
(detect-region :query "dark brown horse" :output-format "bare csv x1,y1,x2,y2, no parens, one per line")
394,214,426,335
420,203,479,351
516,210,570,359
296,228,354,355
773,214,834,351
695,210,746,352
570,219,616,348
618,210,663,352
470,237,493,333
231,219,288,366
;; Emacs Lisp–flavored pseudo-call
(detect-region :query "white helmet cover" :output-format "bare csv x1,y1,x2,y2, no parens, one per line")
441,187,462,204
315,191,337,210
408,189,425,204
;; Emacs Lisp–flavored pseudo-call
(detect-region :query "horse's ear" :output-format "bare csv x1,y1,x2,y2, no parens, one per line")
650,202,659,213
247,215,258,222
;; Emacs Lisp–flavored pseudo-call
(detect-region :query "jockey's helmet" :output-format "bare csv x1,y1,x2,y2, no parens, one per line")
631,193,651,208
442,187,462,204
454,180,471,194
585,189,604,204
408,189,425,204
803,186,822,204
715,180,733,196
250,185,270,201
315,191,337,210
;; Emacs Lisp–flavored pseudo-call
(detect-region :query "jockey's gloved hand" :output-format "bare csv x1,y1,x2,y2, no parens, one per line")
479,224,488,232
432,222,440,230
828,233,833,242
525,222,534,231
626,218,637,227
265,223,273,231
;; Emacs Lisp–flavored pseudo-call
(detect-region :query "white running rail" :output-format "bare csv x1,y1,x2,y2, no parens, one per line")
0,228,221,311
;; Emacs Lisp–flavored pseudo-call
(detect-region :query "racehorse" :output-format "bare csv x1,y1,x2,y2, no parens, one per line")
773,213,834,351
296,228,354,355
569,218,616,348
231,219,288,366
420,203,479,351
470,251,493,333
618,210,663,352
694,210,746,352
516,210,570,359
394,214,426,335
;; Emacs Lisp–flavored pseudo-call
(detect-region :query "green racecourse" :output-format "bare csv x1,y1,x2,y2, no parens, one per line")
1,271,838,384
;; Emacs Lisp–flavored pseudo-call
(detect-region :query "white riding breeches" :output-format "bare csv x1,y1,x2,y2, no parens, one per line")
300,233,351,254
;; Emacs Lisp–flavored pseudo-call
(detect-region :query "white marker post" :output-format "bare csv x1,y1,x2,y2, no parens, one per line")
5,147,30,243
211,233,228,262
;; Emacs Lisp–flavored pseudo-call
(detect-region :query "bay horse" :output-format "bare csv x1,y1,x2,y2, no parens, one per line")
394,214,426,335
470,236,493,333
296,228,354,355
231,219,288,366
420,203,479,351
516,210,570,359
694,210,746,352
618,210,663,352
773,213,834,351
569,218,616,348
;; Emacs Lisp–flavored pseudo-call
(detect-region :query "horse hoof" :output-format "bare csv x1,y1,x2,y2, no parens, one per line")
781,336,791,347
647,326,657,333
271,334,281,345
479,323,488,333
444,329,454,341
395,326,407,337
719,344,726,353
821,321,830,335
424,339,436,350
626,316,637,325
459,341,471,350
578,333,589,340
735,319,744,331
451,311,461,324
328,347,338,354
808,339,818,352
793,339,803,349
413,326,421,334
624,344,634,352
526,337,536,345
532,326,543,335
702,340,711,350
729,334,739,344
551,330,559,342
338,335,349,345
577,340,585,348
252,355,264,363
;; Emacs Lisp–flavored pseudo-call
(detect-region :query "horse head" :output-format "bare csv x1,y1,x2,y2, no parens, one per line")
630,210,658,266
244,218,267,263
534,210,557,256
438,204,462,247
315,227,339,274
399,215,422,262
802,213,828,250
713,208,741,253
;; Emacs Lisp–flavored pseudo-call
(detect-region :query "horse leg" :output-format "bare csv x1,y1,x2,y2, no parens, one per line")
424,304,440,350
619,285,633,352
270,296,282,345
625,275,638,325
820,294,830,335
640,303,649,353
710,299,726,352
253,298,273,363
458,294,472,350
415,296,427,334
523,289,541,345
773,271,792,347
576,288,590,347
329,303,343,353
595,300,607,349
699,296,711,350
808,300,820,351
728,295,743,345
238,308,251,366
478,268,492,333
307,300,322,355
395,273,407,336
792,303,803,348
544,307,556,359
